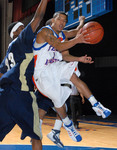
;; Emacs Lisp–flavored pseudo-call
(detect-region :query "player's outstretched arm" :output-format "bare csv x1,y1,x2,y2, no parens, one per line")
36,28,89,52
64,16,85,38
78,55,94,64
62,50,80,62
31,0,48,32
62,50,94,64
61,39,93,63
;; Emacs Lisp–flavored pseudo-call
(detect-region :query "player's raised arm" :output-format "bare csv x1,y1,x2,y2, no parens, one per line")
63,16,85,38
31,0,48,32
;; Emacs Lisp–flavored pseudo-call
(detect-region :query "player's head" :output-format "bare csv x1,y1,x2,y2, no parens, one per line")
45,19,52,26
51,11,67,32
8,22,24,39
53,11,67,19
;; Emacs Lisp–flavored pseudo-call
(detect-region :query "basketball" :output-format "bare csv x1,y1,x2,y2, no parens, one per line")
82,21,104,44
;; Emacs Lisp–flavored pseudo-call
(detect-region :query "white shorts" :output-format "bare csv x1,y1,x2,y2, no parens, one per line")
34,61,80,108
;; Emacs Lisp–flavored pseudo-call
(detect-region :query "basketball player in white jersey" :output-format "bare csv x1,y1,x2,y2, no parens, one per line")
33,11,111,142
34,16,86,148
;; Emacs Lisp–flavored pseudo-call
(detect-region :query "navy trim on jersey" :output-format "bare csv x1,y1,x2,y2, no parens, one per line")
33,42,48,51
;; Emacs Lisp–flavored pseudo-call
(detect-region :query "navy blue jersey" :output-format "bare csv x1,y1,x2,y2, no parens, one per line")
0,23,35,91
0,23,42,141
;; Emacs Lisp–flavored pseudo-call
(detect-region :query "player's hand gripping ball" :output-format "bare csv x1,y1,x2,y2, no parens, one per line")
82,21,104,44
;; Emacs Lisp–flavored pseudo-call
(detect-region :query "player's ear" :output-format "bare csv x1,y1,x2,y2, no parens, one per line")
51,18,54,24
13,31,17,39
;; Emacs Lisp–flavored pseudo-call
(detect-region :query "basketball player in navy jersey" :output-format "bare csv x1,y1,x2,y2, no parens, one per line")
33,11,111,143
0,0,48,150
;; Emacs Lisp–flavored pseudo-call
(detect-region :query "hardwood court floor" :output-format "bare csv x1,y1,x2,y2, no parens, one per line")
0,115,117,149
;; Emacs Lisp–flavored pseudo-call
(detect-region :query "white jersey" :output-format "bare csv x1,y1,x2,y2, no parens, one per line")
33,25,80,108
33,25,63,72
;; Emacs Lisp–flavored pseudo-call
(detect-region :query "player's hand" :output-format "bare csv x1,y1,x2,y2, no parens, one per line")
80,93,85,104
79,16,85,22
34,86,37,91
78,55,94,64
75,29,91,44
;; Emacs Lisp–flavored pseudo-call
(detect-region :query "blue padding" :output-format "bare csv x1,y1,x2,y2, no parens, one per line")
0,145,117,150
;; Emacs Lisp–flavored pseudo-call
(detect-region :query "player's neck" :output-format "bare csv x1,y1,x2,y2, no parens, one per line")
51,26,61,35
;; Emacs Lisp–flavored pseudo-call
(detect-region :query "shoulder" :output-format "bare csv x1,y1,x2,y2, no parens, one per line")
37,26,53,37
20,23,34,38
17,23,35,44
7,38,17,50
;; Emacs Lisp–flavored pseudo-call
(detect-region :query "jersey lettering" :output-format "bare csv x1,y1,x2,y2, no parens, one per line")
45,46,59,65
5,52,16,71
48,45,56,51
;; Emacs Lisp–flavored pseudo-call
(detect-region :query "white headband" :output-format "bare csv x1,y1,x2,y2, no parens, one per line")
10,22,24,39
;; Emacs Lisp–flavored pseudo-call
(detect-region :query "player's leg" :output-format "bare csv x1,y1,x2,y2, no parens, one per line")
32,139,42,150
70,73,111,118
36,90,55,135
38,108,46,131
47,114,64,148
47,106,66,148
36,90,64,147
70,95,80,129
55,104,82,142
39,108,47,120
7,90,43,149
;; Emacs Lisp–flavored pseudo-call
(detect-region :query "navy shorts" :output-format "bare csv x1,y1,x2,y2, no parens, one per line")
0,85,41,141
35,91,54,112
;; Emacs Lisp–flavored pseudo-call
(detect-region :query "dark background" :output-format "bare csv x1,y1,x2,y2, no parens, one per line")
0,4,1,63
45,0,117,116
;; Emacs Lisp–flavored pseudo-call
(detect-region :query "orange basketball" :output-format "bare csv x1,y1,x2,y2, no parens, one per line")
82,21,104,44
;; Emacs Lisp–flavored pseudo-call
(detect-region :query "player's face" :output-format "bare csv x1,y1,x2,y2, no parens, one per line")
17,25,25,34
14,25,25,37
52,14,67,32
